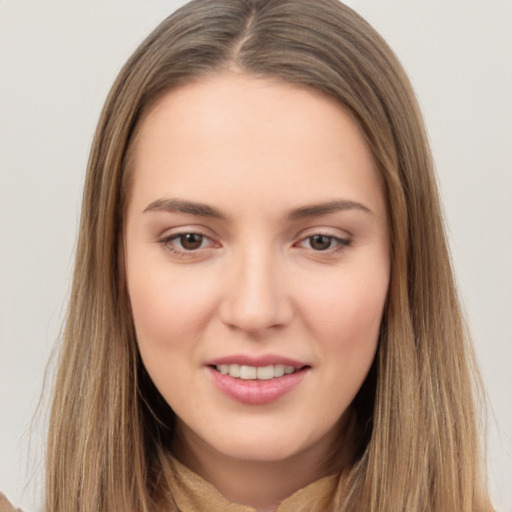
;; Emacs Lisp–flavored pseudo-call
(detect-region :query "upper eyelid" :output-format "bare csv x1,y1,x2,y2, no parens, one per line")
294,225,352,241
158,225,217,240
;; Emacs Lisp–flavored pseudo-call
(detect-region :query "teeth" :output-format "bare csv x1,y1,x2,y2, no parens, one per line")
228,364,240,377
239,365,257,379
215,364,298,380
274,365,285,378
256,366,274,380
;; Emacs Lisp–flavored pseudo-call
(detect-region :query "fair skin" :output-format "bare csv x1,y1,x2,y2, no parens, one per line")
124,72,390,511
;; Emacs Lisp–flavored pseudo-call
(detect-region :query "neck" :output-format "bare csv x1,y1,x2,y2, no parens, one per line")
171,420,351,511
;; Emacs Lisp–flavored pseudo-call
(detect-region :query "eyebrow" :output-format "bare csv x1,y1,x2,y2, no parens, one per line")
288,200,372,219
143,198,226,219
143,198,372,220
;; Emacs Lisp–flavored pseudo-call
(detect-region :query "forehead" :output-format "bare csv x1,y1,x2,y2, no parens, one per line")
127,72,385,218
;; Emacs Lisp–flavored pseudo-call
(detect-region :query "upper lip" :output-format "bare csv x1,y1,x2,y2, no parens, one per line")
205,354,309,368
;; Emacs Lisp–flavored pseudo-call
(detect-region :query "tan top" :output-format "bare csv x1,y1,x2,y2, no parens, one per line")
161,455,342,511
0,456,342,511
0,493,21,512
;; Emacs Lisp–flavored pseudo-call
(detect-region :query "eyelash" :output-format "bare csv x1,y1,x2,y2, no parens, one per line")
158,231,351,257
295,234,351,252
158,232,216,257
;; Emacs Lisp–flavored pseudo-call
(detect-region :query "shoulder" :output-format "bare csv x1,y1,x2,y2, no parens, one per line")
0,493,22,512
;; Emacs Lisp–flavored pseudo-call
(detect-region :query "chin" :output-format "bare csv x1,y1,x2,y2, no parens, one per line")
219,439,301,463
201,420,331,465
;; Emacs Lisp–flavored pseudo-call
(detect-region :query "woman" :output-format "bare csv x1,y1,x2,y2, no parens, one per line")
0,0,495,510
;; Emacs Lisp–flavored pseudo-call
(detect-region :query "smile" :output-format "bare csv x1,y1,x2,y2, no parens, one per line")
214,364,299,380
207,361,310,405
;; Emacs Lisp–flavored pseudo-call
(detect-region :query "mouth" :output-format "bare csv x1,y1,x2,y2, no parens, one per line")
206,360,311,405
210,363,309,380
205,355,311,404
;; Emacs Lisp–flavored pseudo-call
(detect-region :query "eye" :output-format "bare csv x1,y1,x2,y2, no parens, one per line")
159,231,216,254
298,234,350,252
175,233,206,250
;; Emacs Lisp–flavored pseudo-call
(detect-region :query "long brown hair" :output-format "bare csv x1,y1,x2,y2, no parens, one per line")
46,1,493,510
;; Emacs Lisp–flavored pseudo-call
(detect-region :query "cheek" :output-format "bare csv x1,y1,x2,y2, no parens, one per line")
300,262,388,371
127,270,218,411
128,267,217,356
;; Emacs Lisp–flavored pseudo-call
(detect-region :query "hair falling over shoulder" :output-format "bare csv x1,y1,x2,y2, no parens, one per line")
45,1,495,510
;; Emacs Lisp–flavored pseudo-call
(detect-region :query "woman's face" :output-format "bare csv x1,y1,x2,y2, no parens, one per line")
124,73,389,465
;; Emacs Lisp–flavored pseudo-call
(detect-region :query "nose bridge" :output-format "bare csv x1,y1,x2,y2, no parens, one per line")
221,240,292,333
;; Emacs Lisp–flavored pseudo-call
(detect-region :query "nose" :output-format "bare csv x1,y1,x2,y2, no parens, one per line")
219,248,293,334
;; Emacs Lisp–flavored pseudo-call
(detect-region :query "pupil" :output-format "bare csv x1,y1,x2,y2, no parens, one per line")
181,233,203,250
311,235,331,251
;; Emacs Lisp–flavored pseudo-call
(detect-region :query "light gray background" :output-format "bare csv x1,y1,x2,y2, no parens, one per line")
1,1,511,511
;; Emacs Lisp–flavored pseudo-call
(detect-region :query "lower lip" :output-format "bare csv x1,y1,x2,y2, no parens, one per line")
207,367,309,405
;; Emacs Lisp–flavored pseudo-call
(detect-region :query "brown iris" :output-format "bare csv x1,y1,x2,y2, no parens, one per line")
309,235,332,251
180,233,204,250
